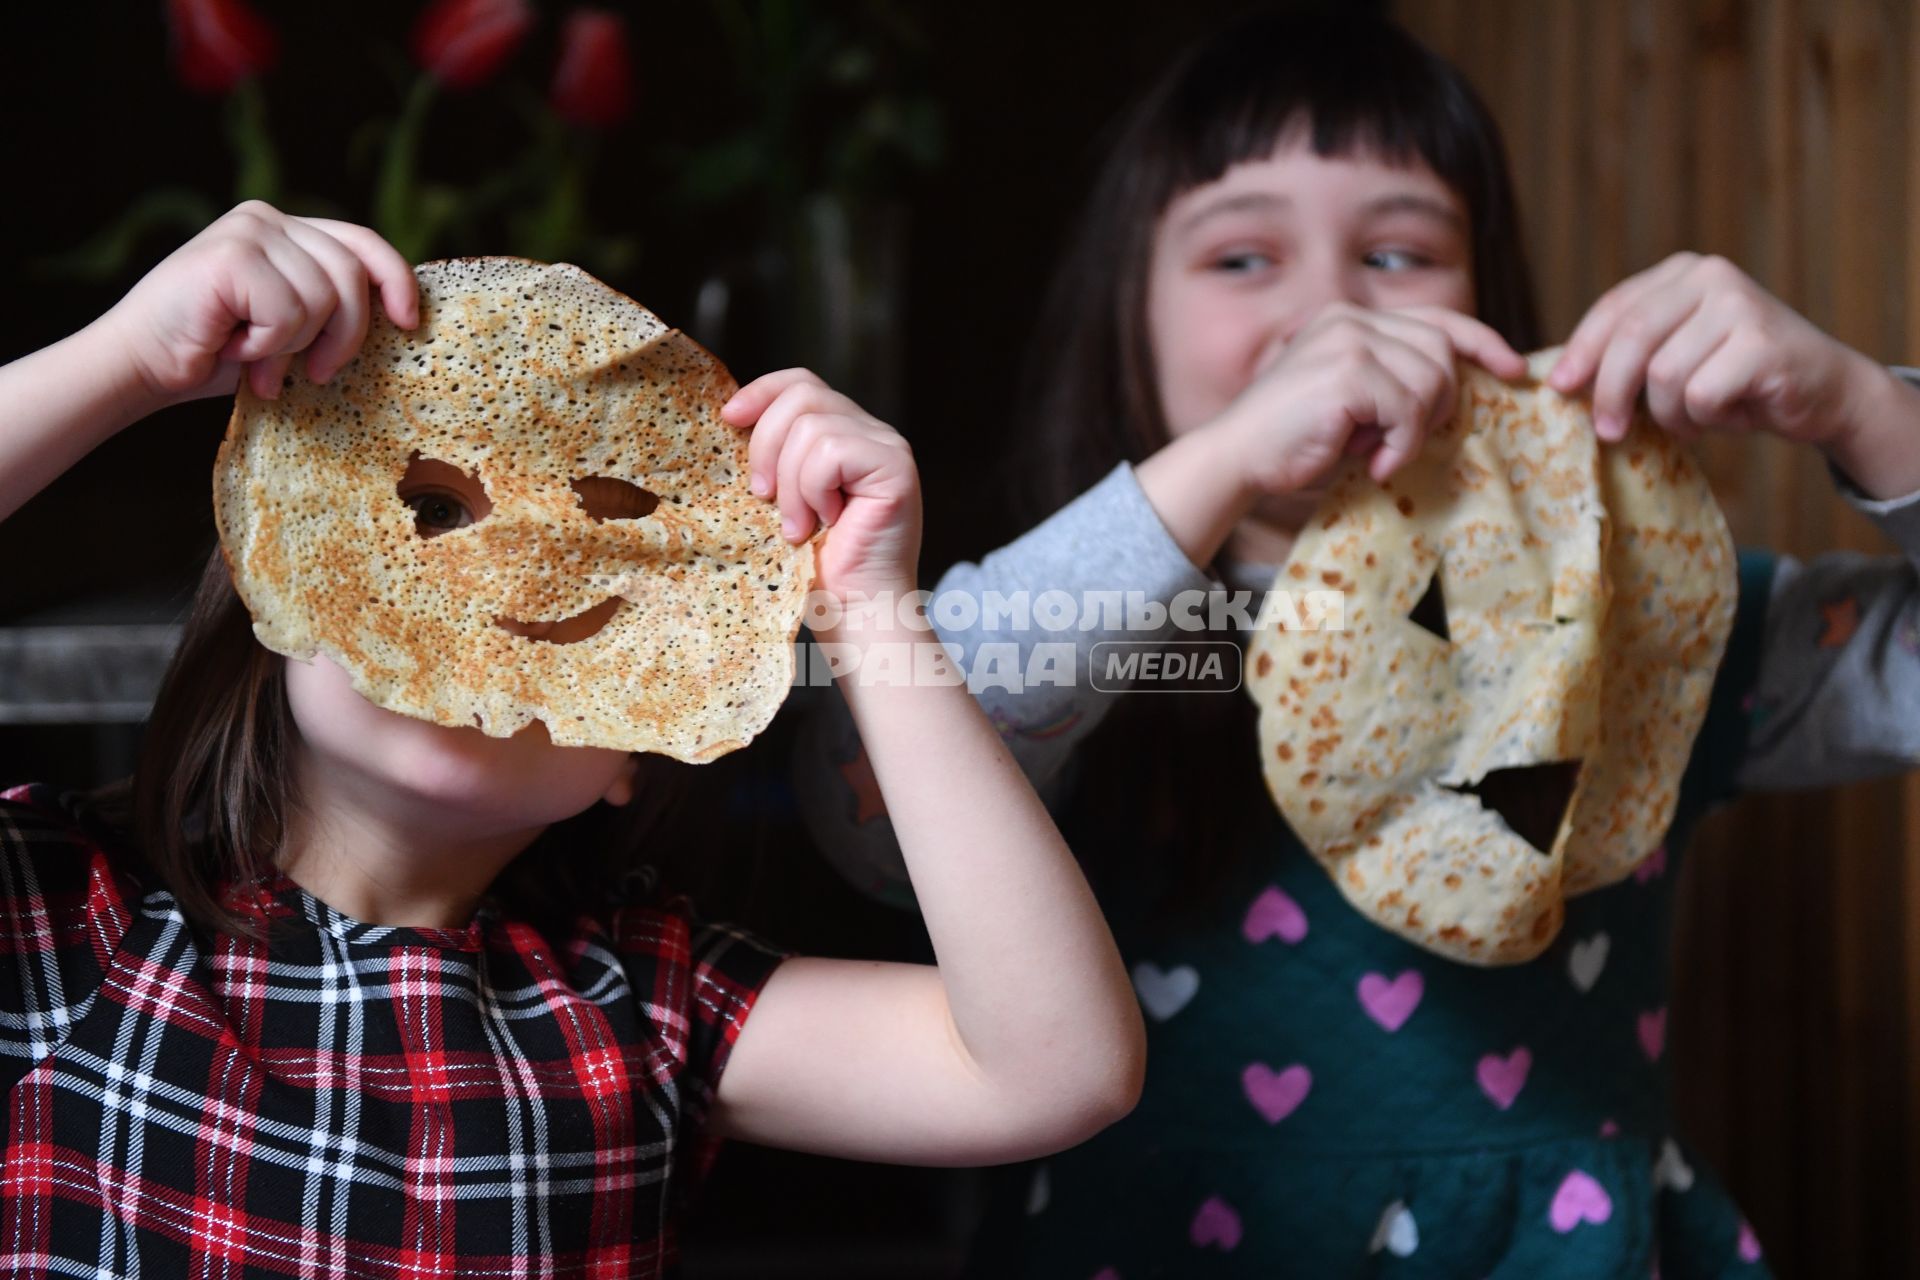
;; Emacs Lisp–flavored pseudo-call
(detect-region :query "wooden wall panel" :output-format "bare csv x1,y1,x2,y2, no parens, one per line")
1395,2,1918,1272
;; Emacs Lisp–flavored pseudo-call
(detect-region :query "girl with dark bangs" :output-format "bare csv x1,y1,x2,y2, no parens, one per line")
801,7,1920,1275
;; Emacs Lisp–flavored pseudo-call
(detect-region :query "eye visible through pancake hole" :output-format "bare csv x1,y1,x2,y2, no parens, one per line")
397,452,492,538
1408,570,1449,641
1443,760,1583,855
572,476,660,521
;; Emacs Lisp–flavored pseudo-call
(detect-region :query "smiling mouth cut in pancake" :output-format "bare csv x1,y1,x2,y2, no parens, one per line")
497,597,625,644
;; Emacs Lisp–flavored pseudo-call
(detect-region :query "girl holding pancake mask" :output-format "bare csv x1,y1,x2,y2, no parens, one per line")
800,7,1920,1275
0,200,1147,1273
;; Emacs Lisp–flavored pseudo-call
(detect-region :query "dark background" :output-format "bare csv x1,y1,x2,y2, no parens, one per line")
0,0,1309,620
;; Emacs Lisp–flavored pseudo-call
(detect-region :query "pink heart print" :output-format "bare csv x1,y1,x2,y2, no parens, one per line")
1738,1221,1763,1263
1476,1047,1532,1110
1549,1170,1613,1232
1357,970,1424,1032
1242,886,1308,945
1190,1196,1243,1251
1638,1008,1667,1062
1241,1062,1312,1124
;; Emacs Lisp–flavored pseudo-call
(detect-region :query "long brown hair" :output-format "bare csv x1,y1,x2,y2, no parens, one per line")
1018,6,1545,916
87,547,690,941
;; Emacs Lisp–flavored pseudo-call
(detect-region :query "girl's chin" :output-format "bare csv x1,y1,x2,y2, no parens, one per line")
375,754,593,832
289,658,623,823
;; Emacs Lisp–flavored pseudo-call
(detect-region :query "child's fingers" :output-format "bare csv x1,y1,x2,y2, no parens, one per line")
298,216,419,329
1551,253,1697,392
1547,299,1620,394
1642,309,1733,436
1393,307,1527,381
746,384,816,498
217,238,342,398
775,413,832,541
259,237,344,356
1316,359,1420,484
1342,424,1385,456
1365,371,1430,482
248,352,296,400
724,367,828,427
1368,309,1454,374
283,221,372,384
1549,266,1662,392
1365,328,1457,439
1679,332,1766,432
230,240,343,400
1587,285,1704,439
797,437,852,529
217,251,309,364
746,380,862,497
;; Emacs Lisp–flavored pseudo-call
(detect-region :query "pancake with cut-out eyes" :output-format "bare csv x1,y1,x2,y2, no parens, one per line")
213,258,816,763
1246,349,1735,964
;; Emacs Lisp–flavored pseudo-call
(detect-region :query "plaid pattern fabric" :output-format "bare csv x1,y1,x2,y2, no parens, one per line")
0,784,787,1278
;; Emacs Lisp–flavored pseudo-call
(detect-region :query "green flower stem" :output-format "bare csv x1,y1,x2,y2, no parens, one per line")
374,75,440,261
521,129,591,263
226,77,282,205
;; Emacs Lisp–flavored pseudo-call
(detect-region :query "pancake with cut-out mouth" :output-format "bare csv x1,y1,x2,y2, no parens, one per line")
1247,349,1735,964
214,258,816,763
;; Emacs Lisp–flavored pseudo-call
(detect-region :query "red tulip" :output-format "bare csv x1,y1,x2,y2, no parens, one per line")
550,10,635,129
166,0,278,95
411,0,534,90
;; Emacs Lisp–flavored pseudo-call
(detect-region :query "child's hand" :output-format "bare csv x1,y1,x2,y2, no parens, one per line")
723,369,923,606
102,200,418,409
1212,302,1527,491
1547,252,1890,447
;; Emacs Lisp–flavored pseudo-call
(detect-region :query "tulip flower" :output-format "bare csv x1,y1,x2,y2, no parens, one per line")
166,0,277,95
549,9,635,129
411,0,534,90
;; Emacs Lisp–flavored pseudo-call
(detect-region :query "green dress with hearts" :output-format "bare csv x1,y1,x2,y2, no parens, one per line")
802,460,1920,1276
960,551,1782,1280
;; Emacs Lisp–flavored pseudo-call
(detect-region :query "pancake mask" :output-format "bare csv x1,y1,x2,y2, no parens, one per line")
214,258,815,763
1247,349,1736,964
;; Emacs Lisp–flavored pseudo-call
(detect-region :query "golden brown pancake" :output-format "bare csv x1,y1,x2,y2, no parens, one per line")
214,258,815,763
1246,349,1735,964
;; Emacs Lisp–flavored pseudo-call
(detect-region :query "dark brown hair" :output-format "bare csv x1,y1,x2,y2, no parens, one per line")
1020,5,1541,521
1020,6,1544,914
89,547,690,941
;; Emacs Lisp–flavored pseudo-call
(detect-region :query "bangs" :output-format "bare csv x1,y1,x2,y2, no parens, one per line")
1160,9,1494,212
1013,4,1539,530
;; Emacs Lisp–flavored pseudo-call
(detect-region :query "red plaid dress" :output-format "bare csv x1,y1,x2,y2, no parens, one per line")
0,783,787,1278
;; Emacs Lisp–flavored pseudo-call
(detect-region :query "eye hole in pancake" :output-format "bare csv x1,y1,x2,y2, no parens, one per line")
1443,760,1582,855
572,476,660,521
397,453,492,538
1408,569,1450,641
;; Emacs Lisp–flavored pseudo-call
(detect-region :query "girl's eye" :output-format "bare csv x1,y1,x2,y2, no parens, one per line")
1210,251,1275,275
404,490,474,536
1364,248,1431,272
